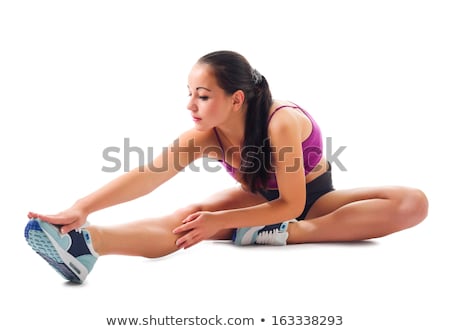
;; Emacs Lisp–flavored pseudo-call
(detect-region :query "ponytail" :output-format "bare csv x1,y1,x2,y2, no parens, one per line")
241,74,273,192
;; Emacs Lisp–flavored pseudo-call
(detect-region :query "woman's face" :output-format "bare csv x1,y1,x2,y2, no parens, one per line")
187,63,235,131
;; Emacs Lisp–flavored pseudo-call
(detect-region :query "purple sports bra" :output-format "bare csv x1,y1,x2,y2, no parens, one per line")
213,104,323,190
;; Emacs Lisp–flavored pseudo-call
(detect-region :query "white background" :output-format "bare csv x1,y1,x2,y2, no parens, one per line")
1,1,448,330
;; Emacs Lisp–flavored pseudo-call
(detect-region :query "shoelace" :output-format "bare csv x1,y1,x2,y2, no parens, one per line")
255,229,284,245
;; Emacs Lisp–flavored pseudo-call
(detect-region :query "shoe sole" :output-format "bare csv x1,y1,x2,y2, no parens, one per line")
24,219,86,283
233,226,264,246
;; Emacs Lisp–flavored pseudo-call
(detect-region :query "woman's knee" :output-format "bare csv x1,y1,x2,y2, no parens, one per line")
394,187,429,229
172,203,203,220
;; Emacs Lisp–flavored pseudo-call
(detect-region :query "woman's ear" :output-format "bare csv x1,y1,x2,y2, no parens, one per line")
231,90,245,111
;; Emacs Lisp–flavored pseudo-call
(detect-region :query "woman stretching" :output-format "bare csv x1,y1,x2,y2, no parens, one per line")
25,50,428,283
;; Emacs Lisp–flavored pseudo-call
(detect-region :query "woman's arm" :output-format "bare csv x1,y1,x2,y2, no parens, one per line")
30,128,208,232
75,129,202,214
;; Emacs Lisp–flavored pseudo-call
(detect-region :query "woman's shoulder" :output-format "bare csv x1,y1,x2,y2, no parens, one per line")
269,100,303,127
268,100,312,138
176,127,221,158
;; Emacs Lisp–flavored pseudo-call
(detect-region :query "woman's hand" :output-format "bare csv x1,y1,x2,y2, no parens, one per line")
28,207,88,234
172,211,223,249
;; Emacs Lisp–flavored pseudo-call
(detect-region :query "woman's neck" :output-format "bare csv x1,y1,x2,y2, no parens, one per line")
216,106,247,147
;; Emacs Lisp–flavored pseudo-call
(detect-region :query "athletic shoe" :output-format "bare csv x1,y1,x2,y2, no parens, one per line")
24,218,98,283
232,221,289,246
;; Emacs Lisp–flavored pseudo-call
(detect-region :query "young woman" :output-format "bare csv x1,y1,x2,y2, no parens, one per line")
25,50,428,283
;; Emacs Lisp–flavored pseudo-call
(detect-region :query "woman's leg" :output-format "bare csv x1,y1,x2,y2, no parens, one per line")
287,186,428,244
87,186,267,257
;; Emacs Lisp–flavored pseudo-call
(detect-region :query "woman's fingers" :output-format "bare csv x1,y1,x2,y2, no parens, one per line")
28,210,86,234
176,231,200,249
173,212,202,234
28,212,72,225
182,212,200,224
60,222,83,234
173,221,195,234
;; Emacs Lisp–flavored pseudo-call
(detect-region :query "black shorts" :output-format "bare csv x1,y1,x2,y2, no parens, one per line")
259,162,335,220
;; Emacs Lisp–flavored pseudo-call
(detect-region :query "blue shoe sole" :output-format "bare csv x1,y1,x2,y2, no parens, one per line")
25,219,82,283
233,226,264,246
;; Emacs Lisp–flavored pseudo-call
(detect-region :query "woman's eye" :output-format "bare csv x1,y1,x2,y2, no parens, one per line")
199,96,209,101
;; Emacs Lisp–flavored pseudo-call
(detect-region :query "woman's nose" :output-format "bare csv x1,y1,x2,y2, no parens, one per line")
187,97,197,112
